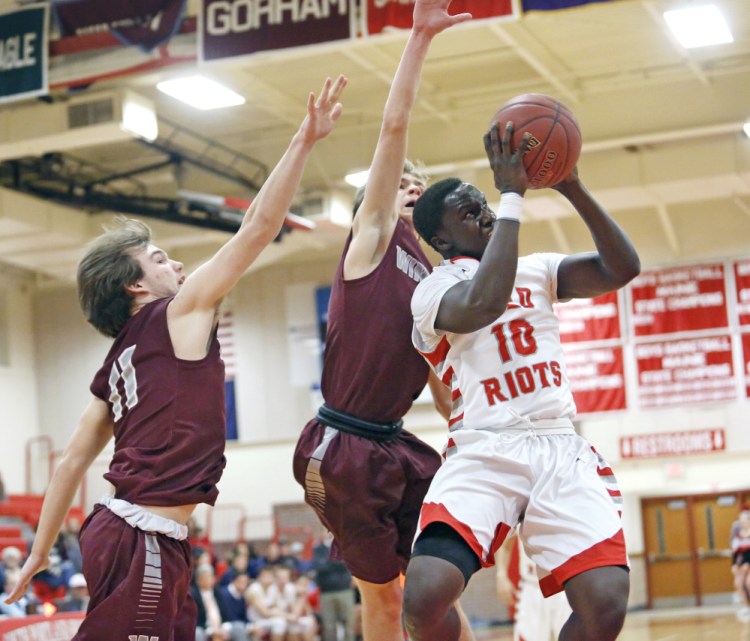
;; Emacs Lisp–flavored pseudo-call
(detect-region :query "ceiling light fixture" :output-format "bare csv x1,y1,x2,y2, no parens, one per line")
744,122,750,138
156,75,246,110
663,4,733,49
344,169,369,188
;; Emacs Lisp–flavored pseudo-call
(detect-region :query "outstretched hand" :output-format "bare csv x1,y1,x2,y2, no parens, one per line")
3,551,48,605
413,0,472,37
298,75,347,144
484,121,531,196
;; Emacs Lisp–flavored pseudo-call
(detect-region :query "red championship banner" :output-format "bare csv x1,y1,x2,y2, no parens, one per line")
562,345,626,414
734,259,750,327
201,0,355,62
555,291,621,343
629,263,728,337
0,612,84,640
620,428,726,460
365,0,515,36
743,333,750,399
635,335,735,409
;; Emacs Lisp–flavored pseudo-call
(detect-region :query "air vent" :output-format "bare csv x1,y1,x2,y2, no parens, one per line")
67,98,115,129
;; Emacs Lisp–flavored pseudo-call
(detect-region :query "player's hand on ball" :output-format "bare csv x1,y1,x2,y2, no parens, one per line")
484,121,531,196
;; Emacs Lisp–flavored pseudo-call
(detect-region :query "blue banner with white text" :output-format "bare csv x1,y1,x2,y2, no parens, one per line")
0,4,49,104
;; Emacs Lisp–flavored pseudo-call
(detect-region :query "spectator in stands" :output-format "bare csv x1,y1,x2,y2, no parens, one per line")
0,547,23,594
731,506,750,622
57,518,83,574
54,573,90,613
217,572,251,641
246,566,287,641
288,574,318,641
192,564,234,641
312,535,355,641
289,541,313,575
275,564,317,640
219,549,250,588
31,548,73,604
0,569,39,617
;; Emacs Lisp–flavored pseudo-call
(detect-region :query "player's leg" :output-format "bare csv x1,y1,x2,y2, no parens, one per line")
455,600,476,641
520,435,629,641
559,566,629,641
354,576,404,641
402,523,482,641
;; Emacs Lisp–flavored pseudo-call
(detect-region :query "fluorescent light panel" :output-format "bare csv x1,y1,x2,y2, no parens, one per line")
345,169,369,188
157,75,245,110
663,4,733,49
121,94,158,142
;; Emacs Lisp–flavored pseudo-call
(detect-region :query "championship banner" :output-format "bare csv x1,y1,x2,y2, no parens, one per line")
619,428,726,460
742,333,750,399
562,345,626,414
0,4,49,105
555,291,621,343
365,0,515,36
734,259,750,327
201,0,355,63
635,335,735,409
629,263,728,338
52,0,186,52
522,0,615,11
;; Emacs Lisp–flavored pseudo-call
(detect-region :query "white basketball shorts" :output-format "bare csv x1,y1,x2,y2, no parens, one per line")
414,427,628,596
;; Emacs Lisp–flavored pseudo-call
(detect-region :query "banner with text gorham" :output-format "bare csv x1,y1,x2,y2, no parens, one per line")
200,0,356,62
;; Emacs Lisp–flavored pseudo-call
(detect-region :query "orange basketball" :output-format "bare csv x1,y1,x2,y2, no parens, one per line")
490,94,582,189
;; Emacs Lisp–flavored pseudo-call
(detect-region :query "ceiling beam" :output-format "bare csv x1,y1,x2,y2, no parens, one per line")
489,22,580,105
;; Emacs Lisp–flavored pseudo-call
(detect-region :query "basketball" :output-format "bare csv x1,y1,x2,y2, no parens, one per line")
489,94,582,189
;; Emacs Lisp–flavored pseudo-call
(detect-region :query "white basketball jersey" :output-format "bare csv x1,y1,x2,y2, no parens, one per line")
412,253,577,431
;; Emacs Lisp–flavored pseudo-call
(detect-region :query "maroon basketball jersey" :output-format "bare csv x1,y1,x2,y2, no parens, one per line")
90,297,227,506
321,219,432,422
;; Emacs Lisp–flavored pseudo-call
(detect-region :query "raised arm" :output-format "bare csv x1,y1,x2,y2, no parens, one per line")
172,76,347,317
434,124,531,334
555,172,641,300
344,0,471,279
4,398,113,604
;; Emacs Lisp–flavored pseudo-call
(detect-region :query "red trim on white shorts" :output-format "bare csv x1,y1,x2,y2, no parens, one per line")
420,502,486,564
419,502,512,569
538,529,628,597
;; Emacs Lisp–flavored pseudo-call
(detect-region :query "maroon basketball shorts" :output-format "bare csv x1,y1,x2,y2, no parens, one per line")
74,504,196,641
293,420,441,584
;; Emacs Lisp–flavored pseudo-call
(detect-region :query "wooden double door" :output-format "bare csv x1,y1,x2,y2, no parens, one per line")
642,489,750,607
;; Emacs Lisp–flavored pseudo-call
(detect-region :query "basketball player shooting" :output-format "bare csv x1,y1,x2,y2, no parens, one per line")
401,121,641,641
4,75,347,641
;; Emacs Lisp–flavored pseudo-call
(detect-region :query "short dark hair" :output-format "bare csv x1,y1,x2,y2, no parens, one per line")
413,177,462,250
77,216,151,338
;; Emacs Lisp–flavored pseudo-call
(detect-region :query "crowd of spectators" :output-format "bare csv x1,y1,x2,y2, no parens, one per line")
190,534,358,641
0,513,358,641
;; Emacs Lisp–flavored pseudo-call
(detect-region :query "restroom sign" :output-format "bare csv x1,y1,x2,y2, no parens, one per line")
620,428,726,459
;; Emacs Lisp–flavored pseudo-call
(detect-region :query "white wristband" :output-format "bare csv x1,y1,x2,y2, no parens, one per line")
497,192,524,223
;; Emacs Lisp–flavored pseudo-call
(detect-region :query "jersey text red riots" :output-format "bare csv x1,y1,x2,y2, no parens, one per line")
481,360,563,405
